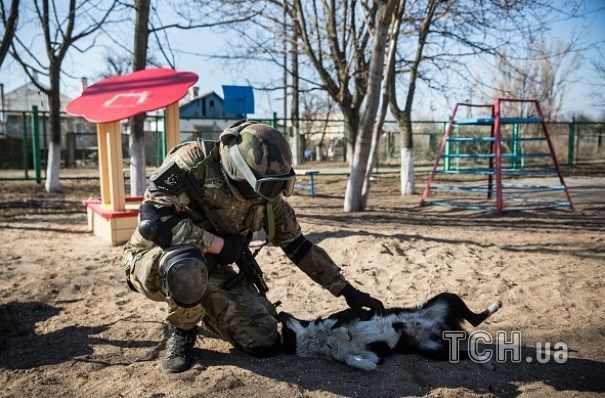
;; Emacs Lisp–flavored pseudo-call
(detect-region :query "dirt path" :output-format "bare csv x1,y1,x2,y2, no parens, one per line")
0,176,604,397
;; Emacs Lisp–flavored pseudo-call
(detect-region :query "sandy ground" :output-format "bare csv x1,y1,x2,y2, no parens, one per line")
0,174,604,397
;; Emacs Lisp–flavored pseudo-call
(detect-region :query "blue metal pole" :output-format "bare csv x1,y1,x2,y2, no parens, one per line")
512,123,519,169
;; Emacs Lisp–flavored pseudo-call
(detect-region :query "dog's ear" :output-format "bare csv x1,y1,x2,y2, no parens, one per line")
334,327,352,342
392,322,405,332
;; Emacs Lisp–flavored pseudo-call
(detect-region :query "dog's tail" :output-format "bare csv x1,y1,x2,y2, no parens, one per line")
433,293,502,327
461,297,502,327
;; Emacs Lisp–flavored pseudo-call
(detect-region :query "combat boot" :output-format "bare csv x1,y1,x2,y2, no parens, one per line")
162,325,197,374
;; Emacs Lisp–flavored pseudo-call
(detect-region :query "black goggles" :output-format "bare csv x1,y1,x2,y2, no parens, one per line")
226,144,296,201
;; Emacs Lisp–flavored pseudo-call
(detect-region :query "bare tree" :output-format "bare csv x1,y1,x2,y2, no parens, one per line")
97,52,132,78
494,40,580,120
289,0,377,166
343,0,397,212
388,0,439,195
360,0,405,208
592,52,605,109
0,0,18,67
10,0,119,192
128,0,151,196
208,0,395,210
124,0,264,195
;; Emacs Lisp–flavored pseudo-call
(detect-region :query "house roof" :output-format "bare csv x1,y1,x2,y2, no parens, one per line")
2,82,70,112
179,90,222,107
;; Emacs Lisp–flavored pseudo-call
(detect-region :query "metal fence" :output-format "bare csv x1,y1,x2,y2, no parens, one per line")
1,107,604,180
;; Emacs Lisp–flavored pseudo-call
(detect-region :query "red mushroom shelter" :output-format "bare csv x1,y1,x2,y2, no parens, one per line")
67,67,198,244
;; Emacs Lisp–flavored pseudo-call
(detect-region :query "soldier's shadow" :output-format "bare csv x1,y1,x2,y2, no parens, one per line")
192,344,605,397
0,301,157,369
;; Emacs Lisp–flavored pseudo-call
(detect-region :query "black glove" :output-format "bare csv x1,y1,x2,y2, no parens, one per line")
341,284,385,320
212,235,246,265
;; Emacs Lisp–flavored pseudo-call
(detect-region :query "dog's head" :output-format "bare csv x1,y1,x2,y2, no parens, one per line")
278,311,354,356
278,311,309,355
278,311,384,370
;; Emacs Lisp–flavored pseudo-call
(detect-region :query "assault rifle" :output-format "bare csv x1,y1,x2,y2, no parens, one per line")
223,245,269,297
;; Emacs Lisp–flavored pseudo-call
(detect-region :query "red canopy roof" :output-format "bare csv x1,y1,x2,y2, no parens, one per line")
66,68,198,123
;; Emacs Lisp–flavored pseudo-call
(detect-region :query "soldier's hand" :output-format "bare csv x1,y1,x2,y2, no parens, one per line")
212,235,246,265
341,284,385,320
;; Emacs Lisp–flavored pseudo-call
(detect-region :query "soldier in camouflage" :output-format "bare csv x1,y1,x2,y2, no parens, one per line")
123,120,384,373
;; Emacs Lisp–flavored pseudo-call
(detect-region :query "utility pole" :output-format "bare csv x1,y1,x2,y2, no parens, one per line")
282,0,288,134
291,6,302,165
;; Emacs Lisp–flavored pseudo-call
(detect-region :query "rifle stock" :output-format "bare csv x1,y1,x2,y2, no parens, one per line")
223,247,268,297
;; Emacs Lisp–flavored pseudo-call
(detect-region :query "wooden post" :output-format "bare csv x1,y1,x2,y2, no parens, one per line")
164,102,180,153
106,121,125,212
96,123,111,205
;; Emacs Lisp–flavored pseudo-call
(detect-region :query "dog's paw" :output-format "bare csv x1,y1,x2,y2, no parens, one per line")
487,300,502,315
344,354,379,371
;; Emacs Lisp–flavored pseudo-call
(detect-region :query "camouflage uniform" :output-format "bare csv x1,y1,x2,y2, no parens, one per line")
123,124,348,354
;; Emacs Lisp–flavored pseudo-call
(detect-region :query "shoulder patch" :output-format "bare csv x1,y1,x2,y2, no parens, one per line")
149,161,185,194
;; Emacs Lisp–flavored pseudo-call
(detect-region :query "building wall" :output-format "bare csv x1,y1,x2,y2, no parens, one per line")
180,93,225,118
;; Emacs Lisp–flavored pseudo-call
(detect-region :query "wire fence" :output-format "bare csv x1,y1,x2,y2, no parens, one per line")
1,108,604,180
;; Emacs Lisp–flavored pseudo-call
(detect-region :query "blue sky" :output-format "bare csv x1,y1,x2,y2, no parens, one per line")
1,0,604,120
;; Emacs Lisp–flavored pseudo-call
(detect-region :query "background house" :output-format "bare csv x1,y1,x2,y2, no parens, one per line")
0,81,96,169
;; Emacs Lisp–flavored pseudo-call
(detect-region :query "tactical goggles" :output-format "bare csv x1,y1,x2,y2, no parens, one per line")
225,143,296,201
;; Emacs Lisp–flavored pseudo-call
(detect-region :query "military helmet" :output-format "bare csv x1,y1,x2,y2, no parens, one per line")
219,121,296,200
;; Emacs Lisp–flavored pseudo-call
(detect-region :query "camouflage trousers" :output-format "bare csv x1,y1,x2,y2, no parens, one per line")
124,246,280,353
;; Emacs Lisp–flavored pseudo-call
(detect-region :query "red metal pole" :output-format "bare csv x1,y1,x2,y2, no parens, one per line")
494,99,504,215
534,100,574,211
420,103,460,204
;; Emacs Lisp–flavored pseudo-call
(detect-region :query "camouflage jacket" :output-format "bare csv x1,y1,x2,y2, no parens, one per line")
123,140,348,296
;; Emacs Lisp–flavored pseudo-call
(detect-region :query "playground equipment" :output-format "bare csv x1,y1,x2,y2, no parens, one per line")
421,98,573,214
66,68,198,245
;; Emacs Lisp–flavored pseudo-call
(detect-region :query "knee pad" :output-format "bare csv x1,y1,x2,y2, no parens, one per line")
160,247,208,308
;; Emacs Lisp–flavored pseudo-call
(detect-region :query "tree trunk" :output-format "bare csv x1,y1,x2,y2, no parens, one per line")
129,0,151,196
344,0,396,212
342,110,359,166
290,9,303,166
391,0,437,196
360,95,389,208
360,0,403,207
398,111,415,194
129,121,146,196
45,67,62,192
0,0,19,67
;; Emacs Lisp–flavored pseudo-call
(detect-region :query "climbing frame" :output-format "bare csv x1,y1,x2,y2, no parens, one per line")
420,98,574,215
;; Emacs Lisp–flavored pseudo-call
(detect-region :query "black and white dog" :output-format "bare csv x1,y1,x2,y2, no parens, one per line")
279,292,502,370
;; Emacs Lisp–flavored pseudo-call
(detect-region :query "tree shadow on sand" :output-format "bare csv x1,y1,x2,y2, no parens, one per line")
305,229,605,261
0,301,157,369
296,203,605,234
191,344,605,397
